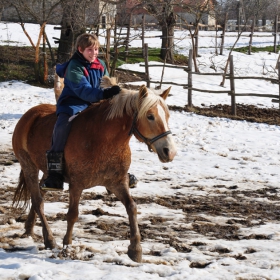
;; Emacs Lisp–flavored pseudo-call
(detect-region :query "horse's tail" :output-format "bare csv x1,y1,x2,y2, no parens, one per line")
12,169,31,210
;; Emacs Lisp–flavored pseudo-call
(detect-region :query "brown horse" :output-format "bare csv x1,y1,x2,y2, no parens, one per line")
12,77,177,262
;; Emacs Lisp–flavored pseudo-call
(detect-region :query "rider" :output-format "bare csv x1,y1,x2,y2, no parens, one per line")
42,33,137,191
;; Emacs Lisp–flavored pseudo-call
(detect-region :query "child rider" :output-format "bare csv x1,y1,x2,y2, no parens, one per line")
42,33,137,191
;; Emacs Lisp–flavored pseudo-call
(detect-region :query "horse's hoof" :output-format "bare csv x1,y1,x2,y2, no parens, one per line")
128,244,142,263
21,231,34,238
45,239,57,250
63,235,72,247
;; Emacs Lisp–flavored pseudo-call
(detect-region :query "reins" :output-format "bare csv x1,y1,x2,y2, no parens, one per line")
129,112,172,152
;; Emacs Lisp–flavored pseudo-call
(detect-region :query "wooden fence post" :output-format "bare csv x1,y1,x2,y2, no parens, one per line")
195,28,199,57
188,49,193,107
105,28,111,73
229,55,236,115
237,1,241,33
275,54,280,69
248,17,255,55
124,13,132,62
142,14,145,57
220,12,227,55
113,15,118,54
274,15,278,53
144,43,150,88
215,20,218,56
278,62,280,110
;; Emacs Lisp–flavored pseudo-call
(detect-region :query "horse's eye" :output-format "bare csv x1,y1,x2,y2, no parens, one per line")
147,114,155,121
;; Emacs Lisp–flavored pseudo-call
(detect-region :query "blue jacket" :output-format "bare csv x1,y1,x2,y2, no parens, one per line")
55,51,109,116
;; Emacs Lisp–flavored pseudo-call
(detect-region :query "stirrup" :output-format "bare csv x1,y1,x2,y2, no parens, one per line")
41,185,64,192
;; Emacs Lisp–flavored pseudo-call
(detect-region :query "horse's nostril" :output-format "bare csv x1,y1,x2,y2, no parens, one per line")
163,147,169,157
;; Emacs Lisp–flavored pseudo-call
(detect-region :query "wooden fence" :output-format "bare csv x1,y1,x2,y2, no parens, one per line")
139,48,280,115
95,21,280,114
92,13,280,75
106,14,280,61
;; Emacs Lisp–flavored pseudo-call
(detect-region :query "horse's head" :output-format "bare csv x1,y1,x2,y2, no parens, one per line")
105,77,177,163
133,85,177,163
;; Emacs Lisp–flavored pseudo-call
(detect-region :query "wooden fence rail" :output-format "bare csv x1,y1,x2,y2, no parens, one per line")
142,48,280,115
115,46,280,114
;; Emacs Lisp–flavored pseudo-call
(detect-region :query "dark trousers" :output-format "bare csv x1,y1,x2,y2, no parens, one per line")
50,113,73,152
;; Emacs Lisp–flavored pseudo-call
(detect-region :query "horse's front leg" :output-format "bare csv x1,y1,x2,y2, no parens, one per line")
110,184,142,263
63,186,83,246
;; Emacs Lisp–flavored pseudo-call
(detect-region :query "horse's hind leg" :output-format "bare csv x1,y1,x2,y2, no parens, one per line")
23,204,37,237
63,186,83,246
20,158,57,249
110,184,142,262
30,186,57,249
23,176,46,237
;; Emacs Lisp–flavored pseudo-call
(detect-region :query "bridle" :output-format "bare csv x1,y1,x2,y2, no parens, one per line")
129,112,172,152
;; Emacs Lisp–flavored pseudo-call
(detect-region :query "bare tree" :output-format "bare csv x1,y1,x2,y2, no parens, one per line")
135,0,177,63
132,0,215,64
3,0,62,83
56,0,87,64
218,0,275,86
57,0,119,63
2,0,118,80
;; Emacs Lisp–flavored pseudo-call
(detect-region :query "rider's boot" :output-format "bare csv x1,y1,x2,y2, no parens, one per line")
41,151,64,191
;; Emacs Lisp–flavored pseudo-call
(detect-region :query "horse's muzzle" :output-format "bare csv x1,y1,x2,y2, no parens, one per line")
156,144,177,163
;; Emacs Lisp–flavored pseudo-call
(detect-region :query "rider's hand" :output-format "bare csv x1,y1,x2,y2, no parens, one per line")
103,86,121,99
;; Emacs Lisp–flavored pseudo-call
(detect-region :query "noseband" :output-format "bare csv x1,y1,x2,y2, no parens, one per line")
129,112,172,152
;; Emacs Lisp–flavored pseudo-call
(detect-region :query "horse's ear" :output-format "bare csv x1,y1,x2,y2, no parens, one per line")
160,86,171,100
139,85,148,99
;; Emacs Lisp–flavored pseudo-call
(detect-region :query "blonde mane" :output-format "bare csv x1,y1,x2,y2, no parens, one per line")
100,76,169,120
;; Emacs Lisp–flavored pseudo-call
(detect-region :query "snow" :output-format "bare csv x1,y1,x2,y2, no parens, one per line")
0,22,280,280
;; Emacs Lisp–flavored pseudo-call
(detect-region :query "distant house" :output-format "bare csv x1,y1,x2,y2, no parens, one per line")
1,0,216,30
227,19,273,32
116,0,216,30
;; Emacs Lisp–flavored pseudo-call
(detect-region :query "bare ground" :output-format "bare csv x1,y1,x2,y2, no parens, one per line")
0,175,279,265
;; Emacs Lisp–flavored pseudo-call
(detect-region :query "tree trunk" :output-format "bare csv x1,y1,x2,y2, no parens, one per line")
161,24,174,63
158,8,176,63
56,2,86,64
142,2,176,63
262,14,266,27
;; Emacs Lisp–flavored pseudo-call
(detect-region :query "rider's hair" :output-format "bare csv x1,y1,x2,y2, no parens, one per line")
75,33,100,51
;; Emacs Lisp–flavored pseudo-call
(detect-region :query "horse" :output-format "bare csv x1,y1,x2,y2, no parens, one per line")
12,76,177,262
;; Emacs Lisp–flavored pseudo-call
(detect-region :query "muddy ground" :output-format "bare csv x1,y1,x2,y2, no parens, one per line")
0,162,279,266
1,130,280,265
